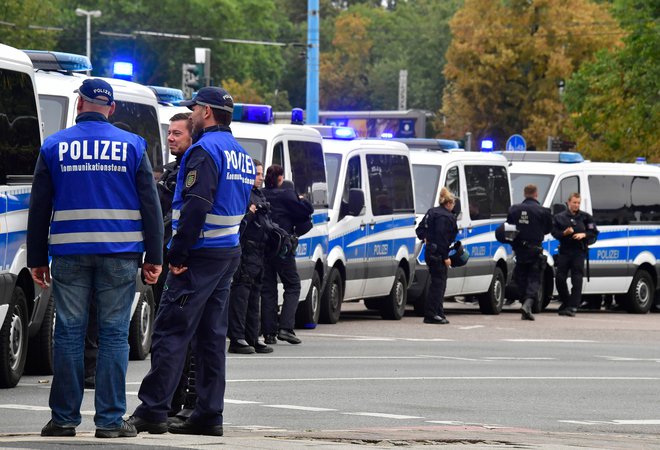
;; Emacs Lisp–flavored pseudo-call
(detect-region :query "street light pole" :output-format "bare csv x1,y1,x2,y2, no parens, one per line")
75,8,102,75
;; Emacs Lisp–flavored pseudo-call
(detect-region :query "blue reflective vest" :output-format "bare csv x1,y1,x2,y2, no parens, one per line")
40,120,147,255
171,130,254,249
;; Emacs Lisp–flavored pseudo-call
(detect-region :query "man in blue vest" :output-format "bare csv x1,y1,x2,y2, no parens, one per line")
129,87,254,437
27,78,164,438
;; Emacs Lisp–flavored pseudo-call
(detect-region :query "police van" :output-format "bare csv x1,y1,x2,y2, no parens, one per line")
406,143,513,315
230,105,329,327
506,151,660,313
24,50,165,359
0,44,55,387
320,127,417,322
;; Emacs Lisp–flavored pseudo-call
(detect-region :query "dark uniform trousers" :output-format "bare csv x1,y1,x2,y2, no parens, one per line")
261,253,300,334
425,261,448,318
555,250,586,309
228,242,265,343
513,247,543,303
134,253,240,425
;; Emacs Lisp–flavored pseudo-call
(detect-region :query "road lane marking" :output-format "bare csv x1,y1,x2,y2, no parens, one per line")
304,332,453,342
483,357,555,360
459,325,484,330
560,419,660,425
418,355,487,362
503,339,597,343
225,399,262,404
227,376,660,382
262,405,337,412
596,356,660,362
0,405,95,416
343,412,424,420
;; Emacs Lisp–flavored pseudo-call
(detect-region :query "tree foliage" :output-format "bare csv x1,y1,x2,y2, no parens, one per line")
0,0,62,49
563,0,659,162
440,0,621,149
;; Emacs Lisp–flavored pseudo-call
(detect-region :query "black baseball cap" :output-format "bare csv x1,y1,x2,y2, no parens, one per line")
74,78,114,105
180,87,234,113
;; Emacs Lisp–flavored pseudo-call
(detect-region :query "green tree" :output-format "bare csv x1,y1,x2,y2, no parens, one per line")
0,0,63,49
440,0,621,148
563,0,659,162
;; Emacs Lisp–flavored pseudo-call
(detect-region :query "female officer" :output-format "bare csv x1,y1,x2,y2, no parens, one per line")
422,187,458,324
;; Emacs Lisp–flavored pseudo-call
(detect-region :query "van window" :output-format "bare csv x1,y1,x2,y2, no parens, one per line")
236,138,266,164
552,176,580,207
272,141,284,171
110,101,163,170
325,153,341,207
288,140,327,208
510,173,554,204
412,164,441,214
366,154,414,216
446,166,460,198
339,155,362,220
589,175,631,225
39,94,68,138
465,165,510,220
0,68,41,184
631,176,660,223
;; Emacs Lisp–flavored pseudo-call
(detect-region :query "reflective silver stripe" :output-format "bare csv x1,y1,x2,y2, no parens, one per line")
53,209,142,221
172,210,243,227
203,225,240,238
50,231,144,244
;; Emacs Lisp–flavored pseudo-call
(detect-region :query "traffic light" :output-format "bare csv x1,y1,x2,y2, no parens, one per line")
182,63,202,97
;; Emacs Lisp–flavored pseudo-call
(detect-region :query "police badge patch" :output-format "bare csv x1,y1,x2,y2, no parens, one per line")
185,170,197,188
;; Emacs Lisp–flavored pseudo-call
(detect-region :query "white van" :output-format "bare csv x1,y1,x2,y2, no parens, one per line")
406,144,513,315
24,50,165,359
320,127,417,321
506,151,660,313
0,44,54,387
230,105,329,327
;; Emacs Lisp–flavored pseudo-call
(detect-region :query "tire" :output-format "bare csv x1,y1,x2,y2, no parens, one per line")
380,267,407,320
0,287,28,388
532,270,551,313
412,275,430,317
320,268,343,324
478,267,505,315
295,270,321,328
624,270,654,314
129,287,154,361
25,295,55,375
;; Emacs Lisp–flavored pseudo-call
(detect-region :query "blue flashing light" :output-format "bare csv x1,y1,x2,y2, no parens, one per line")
23,50,92,72
333,127,356,140
291,108,304,125
380,132,394,139
481,139,494,151
558,152,585,163
232,103,273,124
150,86,185,105
113,61,133,77
636,157,647,164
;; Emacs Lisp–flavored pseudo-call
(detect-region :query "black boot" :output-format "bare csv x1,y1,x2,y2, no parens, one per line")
521,298,535,321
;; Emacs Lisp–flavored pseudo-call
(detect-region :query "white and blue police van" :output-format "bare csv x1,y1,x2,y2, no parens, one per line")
0,44,55,388
319,127,417,322
405,141,513,315
506,151,660,313
23,50,166,360
149,86,189,168
230,105,329,327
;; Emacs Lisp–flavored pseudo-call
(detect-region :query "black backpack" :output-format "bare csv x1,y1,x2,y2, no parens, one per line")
416,212,431,240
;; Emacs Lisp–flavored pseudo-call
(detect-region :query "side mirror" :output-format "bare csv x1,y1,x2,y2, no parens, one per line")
552,203,567,215
347,188,365,216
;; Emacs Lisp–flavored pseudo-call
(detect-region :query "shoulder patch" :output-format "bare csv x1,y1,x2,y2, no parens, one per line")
185,170,197,188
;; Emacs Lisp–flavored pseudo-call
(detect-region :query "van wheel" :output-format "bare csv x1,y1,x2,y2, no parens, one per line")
295,270,321,328
413,276,430,317
478,267,504,315
0,287,28,388
532,270,551,313
380,267,407,320
320,268,343,324
25,295,55,375
625,270,654,314
129,287,154,361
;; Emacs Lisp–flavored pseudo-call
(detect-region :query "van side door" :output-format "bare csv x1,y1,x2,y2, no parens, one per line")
443,164,466,296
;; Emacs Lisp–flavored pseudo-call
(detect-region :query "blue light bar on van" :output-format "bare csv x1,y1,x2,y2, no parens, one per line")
291,108,304,125
149,86,185,105
23,50,92,72
380,132,394,139
481,139,494,151
558,152,584,163
333,127,357,140
232,104,273,124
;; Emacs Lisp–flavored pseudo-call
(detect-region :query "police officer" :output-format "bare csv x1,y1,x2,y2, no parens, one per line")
507,184,552,321
130,87,254,437
27,79,163,438
227,159,274,354
419,187,458,324
551,192,598,317
261,165,313,345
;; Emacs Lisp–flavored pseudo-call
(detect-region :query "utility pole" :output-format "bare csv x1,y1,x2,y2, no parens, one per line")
398,70,408,111
75,8,102,75
306,0,319,124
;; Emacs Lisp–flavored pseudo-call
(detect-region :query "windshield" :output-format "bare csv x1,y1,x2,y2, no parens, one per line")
39,94,68,138
412,164,441,214
289,140,328,208
235,138,266,165
325,153,342,208
510,173,554,204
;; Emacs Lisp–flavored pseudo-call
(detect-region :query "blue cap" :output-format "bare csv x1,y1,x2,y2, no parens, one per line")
180,87,234,113
74,78,114,105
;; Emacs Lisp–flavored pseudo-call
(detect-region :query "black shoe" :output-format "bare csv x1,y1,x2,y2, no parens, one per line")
95,419,137,438
277,329,301,344
127,415,168,434
84,376,95,389
423,315,449,324
558,308,576,317
41,420,76,437
521,300,535,321
228,339,255,354
168,419,224,436
253,340,274,353
264,334,277,345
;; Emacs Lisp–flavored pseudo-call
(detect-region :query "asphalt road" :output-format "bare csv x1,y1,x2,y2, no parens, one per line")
1,301,659,449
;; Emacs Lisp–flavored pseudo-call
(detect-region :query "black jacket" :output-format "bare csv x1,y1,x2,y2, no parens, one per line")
240,187,272,244
262,187,314,235
157,157,181,245
551,209,598,254
424,206,458,261
507,197,552,251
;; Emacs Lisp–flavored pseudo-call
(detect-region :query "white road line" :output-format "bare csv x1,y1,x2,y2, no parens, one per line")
231,356,454,359
262,404,337,412
482,357,555,360
343,412,424,420
503,339,597,343
559,419,660,425
596,356,660,362
417,355,488,362
346,338,396,341
459,325,484,330
225,399,262,404
0,404,95,416
228,376,660,382
302,332,453,342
